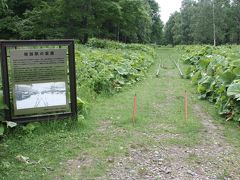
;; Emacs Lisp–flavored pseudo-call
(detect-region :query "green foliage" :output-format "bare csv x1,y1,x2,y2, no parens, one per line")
164,0,240,45
227,81,240,100
148,0,163,44
0,0,163,44
87,38,155,53
76,39,155,96
183,45,240,122
77,97,88,115
77,97,85,109
118,0,152,43
18,1,63,39
22,122,41,133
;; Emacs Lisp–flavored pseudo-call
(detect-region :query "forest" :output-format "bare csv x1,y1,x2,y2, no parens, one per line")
0,0,240,45
0,0,163,44
165,0,240,45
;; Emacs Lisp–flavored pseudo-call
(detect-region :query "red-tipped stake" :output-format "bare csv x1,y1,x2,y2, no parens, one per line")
132,94,137,124
184,90,188,120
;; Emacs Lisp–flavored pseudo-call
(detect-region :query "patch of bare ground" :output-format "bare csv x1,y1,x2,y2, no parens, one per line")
97,119,114,133
101,104,240,180
63,154,94,179
97,119,128,136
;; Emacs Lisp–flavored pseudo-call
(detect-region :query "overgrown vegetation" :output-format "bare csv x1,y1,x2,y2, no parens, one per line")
183,45,240,123
76,39,155,97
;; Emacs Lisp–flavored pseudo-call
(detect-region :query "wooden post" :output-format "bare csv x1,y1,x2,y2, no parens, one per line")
132,94,137,124
184,90,188,120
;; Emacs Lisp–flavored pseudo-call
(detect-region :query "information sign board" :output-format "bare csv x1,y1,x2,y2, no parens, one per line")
0,40,77,123
10,49,69,115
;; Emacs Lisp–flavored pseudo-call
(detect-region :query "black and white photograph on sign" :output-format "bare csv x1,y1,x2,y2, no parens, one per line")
15,82,67,110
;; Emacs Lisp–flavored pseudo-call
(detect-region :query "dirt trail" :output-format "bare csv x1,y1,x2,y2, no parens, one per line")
103,105,240,180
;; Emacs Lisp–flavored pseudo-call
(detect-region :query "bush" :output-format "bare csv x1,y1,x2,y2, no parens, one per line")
76,39,156,96
183,45,240,122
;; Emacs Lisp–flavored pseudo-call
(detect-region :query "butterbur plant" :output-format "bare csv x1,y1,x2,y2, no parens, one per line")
76,39,155,95
183,45,240,124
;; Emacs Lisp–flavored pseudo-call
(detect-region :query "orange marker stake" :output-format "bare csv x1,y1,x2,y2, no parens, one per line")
184,90,188,120
132,94,137,124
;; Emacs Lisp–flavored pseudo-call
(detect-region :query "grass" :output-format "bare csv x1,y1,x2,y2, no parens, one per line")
1,47,240,179
199,99,240,148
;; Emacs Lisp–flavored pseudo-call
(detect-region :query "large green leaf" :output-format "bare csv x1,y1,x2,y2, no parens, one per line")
184,45,240,123
198,75,214,86
191,71,201,84
115,67,129,75
197,84,206,94
227,82,240,100
233,67,240,76
230,59,240,67
199,58,212,70
207,57,228,73
219,70,236,84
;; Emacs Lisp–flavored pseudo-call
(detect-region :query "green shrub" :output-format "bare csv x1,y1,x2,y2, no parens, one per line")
76,40,155,97
87,38,155,55
183,45,240,122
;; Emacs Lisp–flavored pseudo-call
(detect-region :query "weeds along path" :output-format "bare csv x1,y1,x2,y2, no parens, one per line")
62,48,240,179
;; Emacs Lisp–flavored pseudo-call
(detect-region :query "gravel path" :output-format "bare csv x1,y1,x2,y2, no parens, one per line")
101,105,240,180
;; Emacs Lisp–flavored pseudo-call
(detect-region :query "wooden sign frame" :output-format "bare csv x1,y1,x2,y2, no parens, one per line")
0,40,77,123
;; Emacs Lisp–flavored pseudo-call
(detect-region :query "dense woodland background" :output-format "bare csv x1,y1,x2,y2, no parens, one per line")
0,0,239,45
